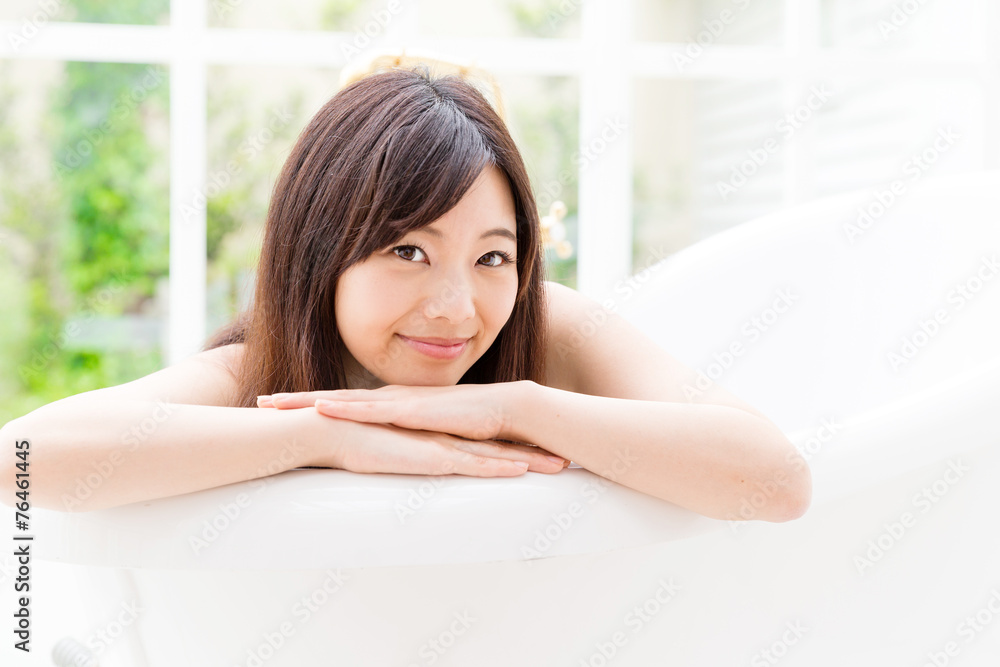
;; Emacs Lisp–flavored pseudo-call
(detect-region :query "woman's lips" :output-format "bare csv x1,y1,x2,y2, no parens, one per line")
398,335,469,360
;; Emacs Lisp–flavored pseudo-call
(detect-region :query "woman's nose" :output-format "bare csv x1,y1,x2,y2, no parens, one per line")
422,276,476,323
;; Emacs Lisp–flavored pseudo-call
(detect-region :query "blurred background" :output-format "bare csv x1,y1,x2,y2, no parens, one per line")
0,0,994,427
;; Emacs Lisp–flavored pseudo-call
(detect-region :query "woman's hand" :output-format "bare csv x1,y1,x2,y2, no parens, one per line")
298,408,567,476
259,381,526,443
262,381,570,473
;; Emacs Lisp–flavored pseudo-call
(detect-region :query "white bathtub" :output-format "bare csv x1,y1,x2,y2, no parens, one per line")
20,170,1000,666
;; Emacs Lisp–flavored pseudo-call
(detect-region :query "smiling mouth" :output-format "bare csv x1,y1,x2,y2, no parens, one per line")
397,335,469,360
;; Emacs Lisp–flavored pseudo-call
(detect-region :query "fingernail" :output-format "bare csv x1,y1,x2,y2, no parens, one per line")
271,393,289,401
545,456,566,465
515,461,530,469
257,395,273,407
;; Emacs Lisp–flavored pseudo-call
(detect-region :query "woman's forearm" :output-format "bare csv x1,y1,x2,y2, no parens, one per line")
0,400,329,513
505,382,811,522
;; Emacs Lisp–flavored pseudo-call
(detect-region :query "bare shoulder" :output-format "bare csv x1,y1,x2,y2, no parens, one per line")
541,280,595,393
172,343,245,406
204,342,245,379
541,279,620,393
35,344,246,411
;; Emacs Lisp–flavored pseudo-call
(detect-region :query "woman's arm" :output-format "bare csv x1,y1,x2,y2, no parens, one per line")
254,380,804,522
504,381,810,523
0,345,334,512
515,281,811,522
0,400,328,512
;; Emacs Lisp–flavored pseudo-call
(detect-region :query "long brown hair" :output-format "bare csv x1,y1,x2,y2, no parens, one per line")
204,67,548,407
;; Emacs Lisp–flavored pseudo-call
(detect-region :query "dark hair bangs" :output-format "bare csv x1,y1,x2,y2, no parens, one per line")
352,91,497,259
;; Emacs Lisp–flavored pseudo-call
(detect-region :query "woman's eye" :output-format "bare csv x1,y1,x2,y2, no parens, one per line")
392,245,426,262
479,251,510,267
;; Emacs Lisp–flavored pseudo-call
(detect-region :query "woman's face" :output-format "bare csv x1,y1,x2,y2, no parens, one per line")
335,165,520,387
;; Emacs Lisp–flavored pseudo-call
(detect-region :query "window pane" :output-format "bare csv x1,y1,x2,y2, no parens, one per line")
633,77,785,269
810,74,984,197
418,0,581,39
632,70,986,274
205,65,341,334
634,0,782,46
208,0,398,31
0,59,169,426
495,73,580,287
0,0,168,24
821,0,986,56
208,0,581,36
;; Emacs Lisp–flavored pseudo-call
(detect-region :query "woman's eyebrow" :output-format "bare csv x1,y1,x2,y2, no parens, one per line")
416,226,516,242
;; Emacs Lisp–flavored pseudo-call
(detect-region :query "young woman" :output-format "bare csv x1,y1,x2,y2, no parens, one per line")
1,67,810,522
